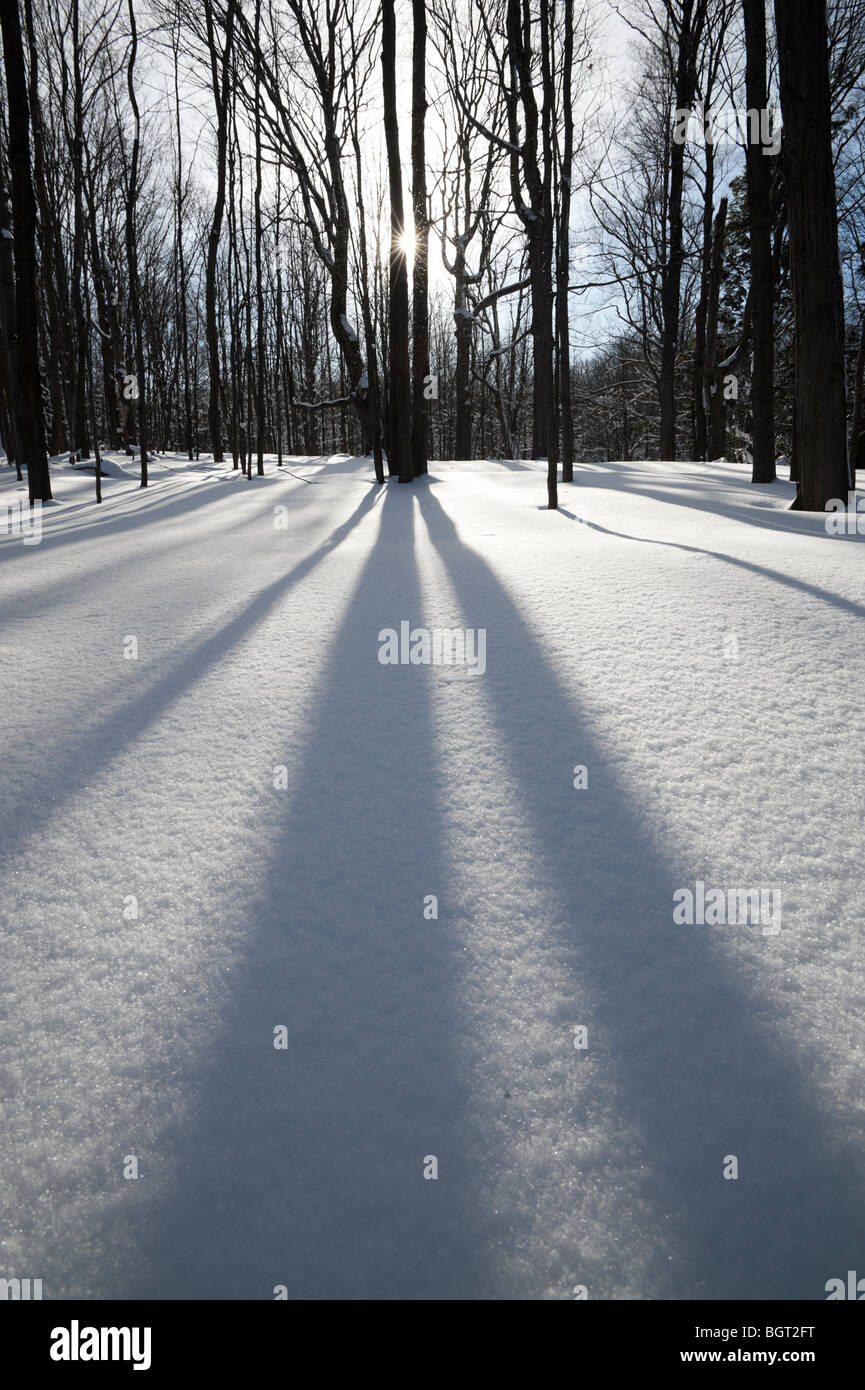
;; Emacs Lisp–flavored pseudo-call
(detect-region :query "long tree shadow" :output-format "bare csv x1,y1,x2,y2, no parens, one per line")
561,512,865,623
0,477,328,629
127,483,485,1299
574,463,855,540
0,468,330,570
415,479,865,1299
0,484,381,871
0,478,230,562
488,457,533,472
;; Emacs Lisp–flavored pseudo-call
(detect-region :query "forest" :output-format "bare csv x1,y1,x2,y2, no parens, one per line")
1,0,862,510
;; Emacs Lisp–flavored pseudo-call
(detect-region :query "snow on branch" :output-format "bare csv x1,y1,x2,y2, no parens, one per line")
486,328,532,359
291,394,355,410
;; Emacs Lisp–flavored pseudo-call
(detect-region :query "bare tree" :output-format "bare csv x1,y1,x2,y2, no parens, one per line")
431,0,508,461
742,0,775,482
203,0,237,463
171,0,194,459
775,0,850,509
232,0,375,454
411,0,429,477
0,106,22,478
0,0,52,500
125,0,147,484
505,0,558,502
660,0,708,458
382,0,412,481
557,0,575,481
253,0,264,475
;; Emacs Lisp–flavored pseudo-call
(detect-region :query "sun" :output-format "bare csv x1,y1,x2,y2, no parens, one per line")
397,226,416,263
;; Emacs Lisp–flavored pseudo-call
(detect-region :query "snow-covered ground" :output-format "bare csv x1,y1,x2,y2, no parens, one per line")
1,449,863,1300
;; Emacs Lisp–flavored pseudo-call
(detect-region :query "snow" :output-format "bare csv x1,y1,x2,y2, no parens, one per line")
67,454,173,480
1,450,864,1300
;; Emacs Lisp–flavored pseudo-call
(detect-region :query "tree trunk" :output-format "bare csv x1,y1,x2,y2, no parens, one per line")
775,0,850,510
849,313,865,488
204,0,236,463
0,0,51,500
275,149,284,468
70,0,89,459
24,0,67,455
659,0,704,460
126,0,147,485
705,198,728,459
83,169,121,449
743,0,775,482
558,0,575,483
507,0,557,506
0,140,21,475
85,265,102,502
172,10,193,460
411,0,429,477
253,0,265,475
382,0,412,483
351,103,384,482
693,141,714,461
454,294,473,459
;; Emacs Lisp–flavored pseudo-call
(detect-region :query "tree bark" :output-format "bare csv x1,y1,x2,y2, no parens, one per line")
743,0,775,482
659,0,705,460
70,0,89,459
775,0,850,509
507,0,557,506
0,135,21,475
382,0,412,483
411,0,429,476
82,163,121,449
126,0,147,485
558,0,575,482
692,141,714,461
204,0,236,463
350,90,384,481
23,0,67,455
253,0,265,475
0,0,51,500
705,197,727,459
849,312,865,488
172,3,193,459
